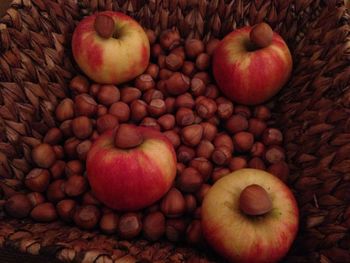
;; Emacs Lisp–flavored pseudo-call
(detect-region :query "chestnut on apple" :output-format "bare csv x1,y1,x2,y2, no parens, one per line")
72,11,150,84
213,22,292,105
86,124,177,211
202,168,299,263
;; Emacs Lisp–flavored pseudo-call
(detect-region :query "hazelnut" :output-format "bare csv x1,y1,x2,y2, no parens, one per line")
97,85,120,106
65,160,83,177
76,140,92,160
130,100,148,122
250,142,266,157
177,167,203,193
145,29,156,45
264,146,285,164
73,205,101,230
118,213,142,239
177,145,195,163
262,128,283,145
56,199,77,222
140,117,161,131
229,157,248,172
32,143,56,168
166,218,187,242
142,89,164,104
225,114,249,134
165,97,176,113
74,94,98,117
158,68,174,80
63,137,81,159
82,191,101,206
89,83,100,97
151,43,164,58
25,168,50,192
193,71,211,85
186,220,203,246
96,114,119,134
212,146,232,165
114,124,143,149
181,124,203,146
27,192,45,207
171,46,186,60
165,53,184,71
233,131,254,152
52,145,65,160
200,122,218,141
109,102,130,123
176,107,195,126
182,61,196,77
69,75,89,94
147,99,166,117
195,53,210,71
145,63,159,79
250,22,273,48
163,130,181,149
160,188,186,218
120,87,141,103
64,175,88,197
189,157,213,182
206,38,220,56
213,133,234,152
55,98,74,122
184,194,197,214
143,211,165,241
196,98,217,119
135,74,155,91
254,105,271,120
204,84,220,99
59,120,73,138
46,179,65,203
43,128,63,145
196,140,215,159
212,167,231,182
158,54,166,68
185,39,205,58
176,162,186,175
97,104,108,117
100,213,119,234
248,118,267,138
30,202,57,222
216,97,234,119
175,93,195,109
239,184,272,216
248,157,266,170
235,105,252,118
71,116,93,139
94,14,115,38
159,28,181,50
158,114,175,130
5,194,33,218
166,72,190,96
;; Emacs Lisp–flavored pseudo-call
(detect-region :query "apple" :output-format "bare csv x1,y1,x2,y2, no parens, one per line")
72,11,150,85
86,124,177,211
202,168,299,263
212,22,292,105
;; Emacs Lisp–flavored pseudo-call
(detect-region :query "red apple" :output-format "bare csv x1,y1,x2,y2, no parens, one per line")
202,168,299,263
72,11,150,85
86,126,177,211
212,22,292,105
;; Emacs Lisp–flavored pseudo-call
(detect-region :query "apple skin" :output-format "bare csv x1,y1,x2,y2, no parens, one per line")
86,127,176,211
202,168,299,263
72,11,150,84
212,26,292,105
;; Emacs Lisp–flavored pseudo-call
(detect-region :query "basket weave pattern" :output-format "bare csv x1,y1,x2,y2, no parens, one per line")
0,0,349,262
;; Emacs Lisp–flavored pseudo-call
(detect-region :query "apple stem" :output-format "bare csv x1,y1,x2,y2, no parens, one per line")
239,184,272,216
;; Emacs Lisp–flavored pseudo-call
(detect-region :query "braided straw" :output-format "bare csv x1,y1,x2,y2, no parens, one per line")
0,0,349,262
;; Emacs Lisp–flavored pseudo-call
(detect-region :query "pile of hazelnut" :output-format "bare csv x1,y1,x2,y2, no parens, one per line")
3,28,288,245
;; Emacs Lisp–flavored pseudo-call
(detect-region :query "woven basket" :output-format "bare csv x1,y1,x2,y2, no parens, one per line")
0,0,349,262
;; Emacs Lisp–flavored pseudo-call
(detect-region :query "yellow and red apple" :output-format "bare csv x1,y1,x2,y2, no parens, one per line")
72,11,150,84
86,126,177,211
202,168,299,263
213,23,292,105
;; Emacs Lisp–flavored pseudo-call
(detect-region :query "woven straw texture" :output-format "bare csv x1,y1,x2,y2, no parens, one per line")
0,0,349,262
